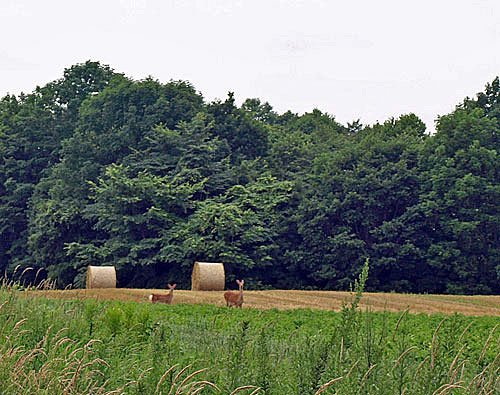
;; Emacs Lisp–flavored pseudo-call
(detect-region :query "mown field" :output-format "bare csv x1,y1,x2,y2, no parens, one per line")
1,285,499,395
32,288,500,316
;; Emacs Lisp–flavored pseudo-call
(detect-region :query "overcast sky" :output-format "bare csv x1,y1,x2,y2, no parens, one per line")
1,0,499,131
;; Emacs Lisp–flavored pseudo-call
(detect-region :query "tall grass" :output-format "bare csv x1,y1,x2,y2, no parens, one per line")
0,271,498,394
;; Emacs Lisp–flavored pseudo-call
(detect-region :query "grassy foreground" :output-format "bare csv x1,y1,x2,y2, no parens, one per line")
0,287,498,394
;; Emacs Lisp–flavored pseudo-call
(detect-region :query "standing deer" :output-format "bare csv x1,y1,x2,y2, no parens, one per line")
224,279,244,308
149,283,176,304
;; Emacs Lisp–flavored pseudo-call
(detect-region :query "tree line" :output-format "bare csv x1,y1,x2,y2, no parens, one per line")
0,61,498,294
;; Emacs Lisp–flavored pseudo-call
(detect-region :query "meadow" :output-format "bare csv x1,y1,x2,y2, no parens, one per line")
0,282,498,394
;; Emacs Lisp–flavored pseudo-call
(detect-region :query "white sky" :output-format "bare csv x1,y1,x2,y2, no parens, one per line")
1,0,499,131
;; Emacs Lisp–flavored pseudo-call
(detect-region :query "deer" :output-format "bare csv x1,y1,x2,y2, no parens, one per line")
149,283,176,304
224,279,244,308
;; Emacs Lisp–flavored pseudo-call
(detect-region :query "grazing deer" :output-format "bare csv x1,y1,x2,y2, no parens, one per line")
224,279,244,308
149,283,176,304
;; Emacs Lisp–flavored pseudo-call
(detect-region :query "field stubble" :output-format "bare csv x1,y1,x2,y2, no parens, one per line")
31,288,500,316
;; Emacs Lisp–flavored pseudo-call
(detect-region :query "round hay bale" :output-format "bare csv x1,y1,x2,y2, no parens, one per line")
86,266,117,289
191,262,225,291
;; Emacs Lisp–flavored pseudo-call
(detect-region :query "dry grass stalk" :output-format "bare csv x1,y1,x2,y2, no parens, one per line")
63,357,86,395
13,318,28,330
394,346,418,368
19,266,33,281
152,363,221,395
339,337,344,363
466,355,498,394
314,377,343,394
478,324,498,364
229,385,262,394
392,308,409,340
432,382,464,395
155,364,179,394
359,364,378,388
86,266,117,289
430,318,447,370
103,389,126,395
171,364,193,387
344,359,360,380
136,367,154,384
191,262,225,291
186,380,220,394
458,322,473,343
413,355,430,383
447,345,466,381
175,368,208,394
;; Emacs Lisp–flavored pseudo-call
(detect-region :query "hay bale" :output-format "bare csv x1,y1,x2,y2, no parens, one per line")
191,262,225,291
86,266,116,289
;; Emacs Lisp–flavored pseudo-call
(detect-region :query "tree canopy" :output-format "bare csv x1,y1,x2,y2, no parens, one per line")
1,62,498,294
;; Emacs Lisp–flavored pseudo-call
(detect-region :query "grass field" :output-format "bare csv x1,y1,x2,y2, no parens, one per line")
31,288,500,316
1,276,498,394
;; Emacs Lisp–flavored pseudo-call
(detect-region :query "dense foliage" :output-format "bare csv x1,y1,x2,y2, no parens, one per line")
1,61,499,293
